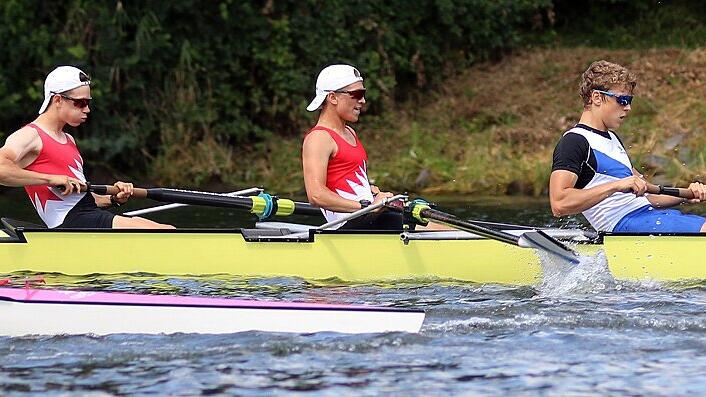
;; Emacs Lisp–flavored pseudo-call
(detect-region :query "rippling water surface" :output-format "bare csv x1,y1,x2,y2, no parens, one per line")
1,192,706,396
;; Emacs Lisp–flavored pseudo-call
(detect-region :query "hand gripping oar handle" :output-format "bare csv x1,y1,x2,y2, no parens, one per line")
647,183,695,199
88,184,321,218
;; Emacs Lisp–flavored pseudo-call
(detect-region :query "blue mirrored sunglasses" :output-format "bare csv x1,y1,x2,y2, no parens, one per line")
594,90,633,106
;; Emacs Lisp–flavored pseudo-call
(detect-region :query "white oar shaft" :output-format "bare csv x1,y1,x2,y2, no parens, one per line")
124,203,188,216
316,194,408,231
283,194,407,239
123,187,262,216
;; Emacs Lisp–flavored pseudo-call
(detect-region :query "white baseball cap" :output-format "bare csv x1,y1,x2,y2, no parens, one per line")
306,64,363,112
38,66,91,114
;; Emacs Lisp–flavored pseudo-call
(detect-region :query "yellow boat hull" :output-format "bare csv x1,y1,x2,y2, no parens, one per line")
1,227,704,285
602,234,706,282
1,228,546,284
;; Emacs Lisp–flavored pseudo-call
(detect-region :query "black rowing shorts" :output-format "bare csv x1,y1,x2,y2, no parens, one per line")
57,194,115,229
339,211,404,231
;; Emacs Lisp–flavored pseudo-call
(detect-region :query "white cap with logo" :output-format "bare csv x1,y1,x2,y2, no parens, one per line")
38,66,91,114
306,64,363,112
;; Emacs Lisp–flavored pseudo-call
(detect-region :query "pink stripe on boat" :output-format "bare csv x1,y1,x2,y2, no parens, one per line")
0,287,398,311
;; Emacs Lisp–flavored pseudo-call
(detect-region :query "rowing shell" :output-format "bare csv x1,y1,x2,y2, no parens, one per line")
1,218,704,285
0,287,424,336
0,218,589,284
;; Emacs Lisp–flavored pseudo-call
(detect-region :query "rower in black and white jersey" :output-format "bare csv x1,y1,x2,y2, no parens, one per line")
550,60,706,233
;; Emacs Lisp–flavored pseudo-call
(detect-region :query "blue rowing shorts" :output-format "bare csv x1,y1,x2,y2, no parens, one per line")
613,205,706,233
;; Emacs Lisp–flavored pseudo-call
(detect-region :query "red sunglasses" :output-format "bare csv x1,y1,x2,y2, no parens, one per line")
57,93,91,109
334,89,366,100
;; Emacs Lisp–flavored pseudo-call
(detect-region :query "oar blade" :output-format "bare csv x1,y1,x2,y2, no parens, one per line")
518,230,581,264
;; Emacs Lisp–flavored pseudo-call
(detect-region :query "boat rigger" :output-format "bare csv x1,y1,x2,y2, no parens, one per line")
0,287,425,336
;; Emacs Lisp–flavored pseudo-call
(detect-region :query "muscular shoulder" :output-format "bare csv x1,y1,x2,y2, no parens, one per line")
1,126,41,162
6,125,40,142
303,128,337,157
304,128,332,142
552,131,590,174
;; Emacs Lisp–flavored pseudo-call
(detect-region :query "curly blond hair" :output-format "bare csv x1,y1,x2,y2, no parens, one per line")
579,60,637,106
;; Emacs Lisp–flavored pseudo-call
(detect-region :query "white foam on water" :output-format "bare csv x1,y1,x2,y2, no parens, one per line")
537,248,617,296
424,313,555,332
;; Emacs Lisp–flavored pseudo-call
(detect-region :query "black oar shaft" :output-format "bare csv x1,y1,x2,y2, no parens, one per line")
146,188,254,209
391,202,580,263
89,185,322,217
384,203,521,245
419,208,521,246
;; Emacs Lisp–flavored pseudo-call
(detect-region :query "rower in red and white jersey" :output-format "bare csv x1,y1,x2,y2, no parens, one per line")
305,124,373,225
22,122,88,228
302,64,401,230
302,65,448,230
0,66,172,229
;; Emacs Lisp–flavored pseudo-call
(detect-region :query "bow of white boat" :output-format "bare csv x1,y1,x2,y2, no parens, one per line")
0,288,425,336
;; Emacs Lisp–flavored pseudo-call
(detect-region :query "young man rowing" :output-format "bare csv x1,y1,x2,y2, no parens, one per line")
302,64,402,230
0,66,172,229
549,60,706,233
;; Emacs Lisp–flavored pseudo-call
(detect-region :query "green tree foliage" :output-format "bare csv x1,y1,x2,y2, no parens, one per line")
551,0,706,48
0,0,551,183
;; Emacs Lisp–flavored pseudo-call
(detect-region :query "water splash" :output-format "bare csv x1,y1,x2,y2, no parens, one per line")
537,249,616,296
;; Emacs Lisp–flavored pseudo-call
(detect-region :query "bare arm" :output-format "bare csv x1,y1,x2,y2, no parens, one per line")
646,193,690,208
0,127,84,194
549,170,649,216
92,193,112,208
302,131,364,212
645,183,706,210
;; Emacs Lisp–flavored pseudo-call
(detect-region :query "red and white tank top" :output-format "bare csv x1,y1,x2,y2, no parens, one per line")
24,123,87,228
307,126,374,225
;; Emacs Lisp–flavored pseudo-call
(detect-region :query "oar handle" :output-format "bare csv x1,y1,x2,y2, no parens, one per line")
646,183,695,199
89,184,148,198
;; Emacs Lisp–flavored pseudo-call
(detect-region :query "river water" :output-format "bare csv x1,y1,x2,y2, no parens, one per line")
1,191,706,396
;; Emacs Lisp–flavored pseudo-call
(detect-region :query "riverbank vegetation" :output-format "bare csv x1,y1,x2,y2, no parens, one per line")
1,0,706,195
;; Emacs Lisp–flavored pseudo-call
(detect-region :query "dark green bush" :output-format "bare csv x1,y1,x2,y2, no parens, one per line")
0,0,551,182
551,0,706,48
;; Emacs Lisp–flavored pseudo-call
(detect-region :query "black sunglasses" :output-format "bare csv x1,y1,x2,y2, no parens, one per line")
57,93,91,109
334,89,366,100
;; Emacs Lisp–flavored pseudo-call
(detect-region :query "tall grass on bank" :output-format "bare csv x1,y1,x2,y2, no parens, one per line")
236,47,706,196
